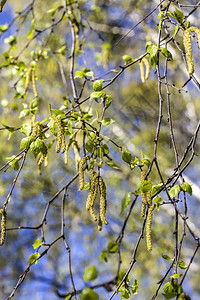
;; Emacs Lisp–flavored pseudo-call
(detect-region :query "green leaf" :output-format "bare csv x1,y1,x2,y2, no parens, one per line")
161,48,173,60
74,71,86,79
0,24,8,32
80,288,98,300
153,196,163,211
7,156,19,171
122,149,132,164
135,180,152,195
132,279,139,294
4,35,17,46
162,254,172,261
149,55,158,70
81,182,90,190
152,184,163,197
90,91,106,101
83,266,98,282
121,192,132,213
105,95,112,108
102,118,115,126
107,241,119,253
169,185,180,198
20,136,35,149
30,98,38,109
102,144,109,155
119,287,131,299
93,80,103,91
19,109,30,118
30,139,47,157
116,269,130,286
170,274,182,279
65,293,73,300
173,24,179,38
174,8,183,24
20,124,32,136
162,292,177,299
106,162,119,169
181,182,192,196
122,55,132,64
99,249,108,263
28,253,40,265
85,140,94,153
146,42,158,57
32,238,42,249
177,260,187,269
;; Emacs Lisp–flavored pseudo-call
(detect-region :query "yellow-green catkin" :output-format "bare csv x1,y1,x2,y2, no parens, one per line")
146,205,155,252
98,217,103,231
141,171,147,217
31,122,38,138
99,176,108,225
24,68,32,93
31,69,38,98
139,61,145,83
146,177,152,206
79,155,89,190
183,26,200,75
55,116,65,153
37,152,47,167
37,122,43,139
86,170,99,216
143,57,150,80
0,209,6,246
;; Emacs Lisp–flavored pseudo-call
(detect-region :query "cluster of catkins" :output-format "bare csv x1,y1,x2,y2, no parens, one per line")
55,116,81,170
79,156,108,231
141,171,155,252
183,26,200,75
0,208,6,246
32,122,48,167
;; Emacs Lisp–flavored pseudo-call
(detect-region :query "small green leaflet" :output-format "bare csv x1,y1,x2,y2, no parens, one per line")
170,274,182,279
20,136,35,149
176,260,187,269
132,279,139,295
102,117,115,126
74,71,86,79
121,192,132,213
152,184,163,197
146,42,158,57
80,287,98,300
162,254,172,261
174,8,183,24
64,293,73,300
19,109,30,118
93,80,103,91
122,55,132,64
6,156,19,171
32,238,42,249
107,241,119,253
83,266,98,282
161,48,173,60
169,185,180,198
106,162,119,169
28,253,40,265
99,249,108,262
181,182,192,196
30,139,47,157
122,149,132,164
135,180,152,195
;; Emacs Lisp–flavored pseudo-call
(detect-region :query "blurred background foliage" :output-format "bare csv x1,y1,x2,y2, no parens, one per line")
0,0,200,299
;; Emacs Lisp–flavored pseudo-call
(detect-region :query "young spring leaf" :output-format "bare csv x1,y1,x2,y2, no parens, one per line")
102,118,115,126
99,249,108,263
28,253,40,265
121,192,131,213
122,149,132,164
132,279,139,294
181,182,192,196
20,136,35,149
169,185,180,198
135,180,152,195
93,80,103,91
174,8,183,24
32,238,42,249
80,288,98,300
107,241,119,253
161,48,173,60
83,266,98,282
